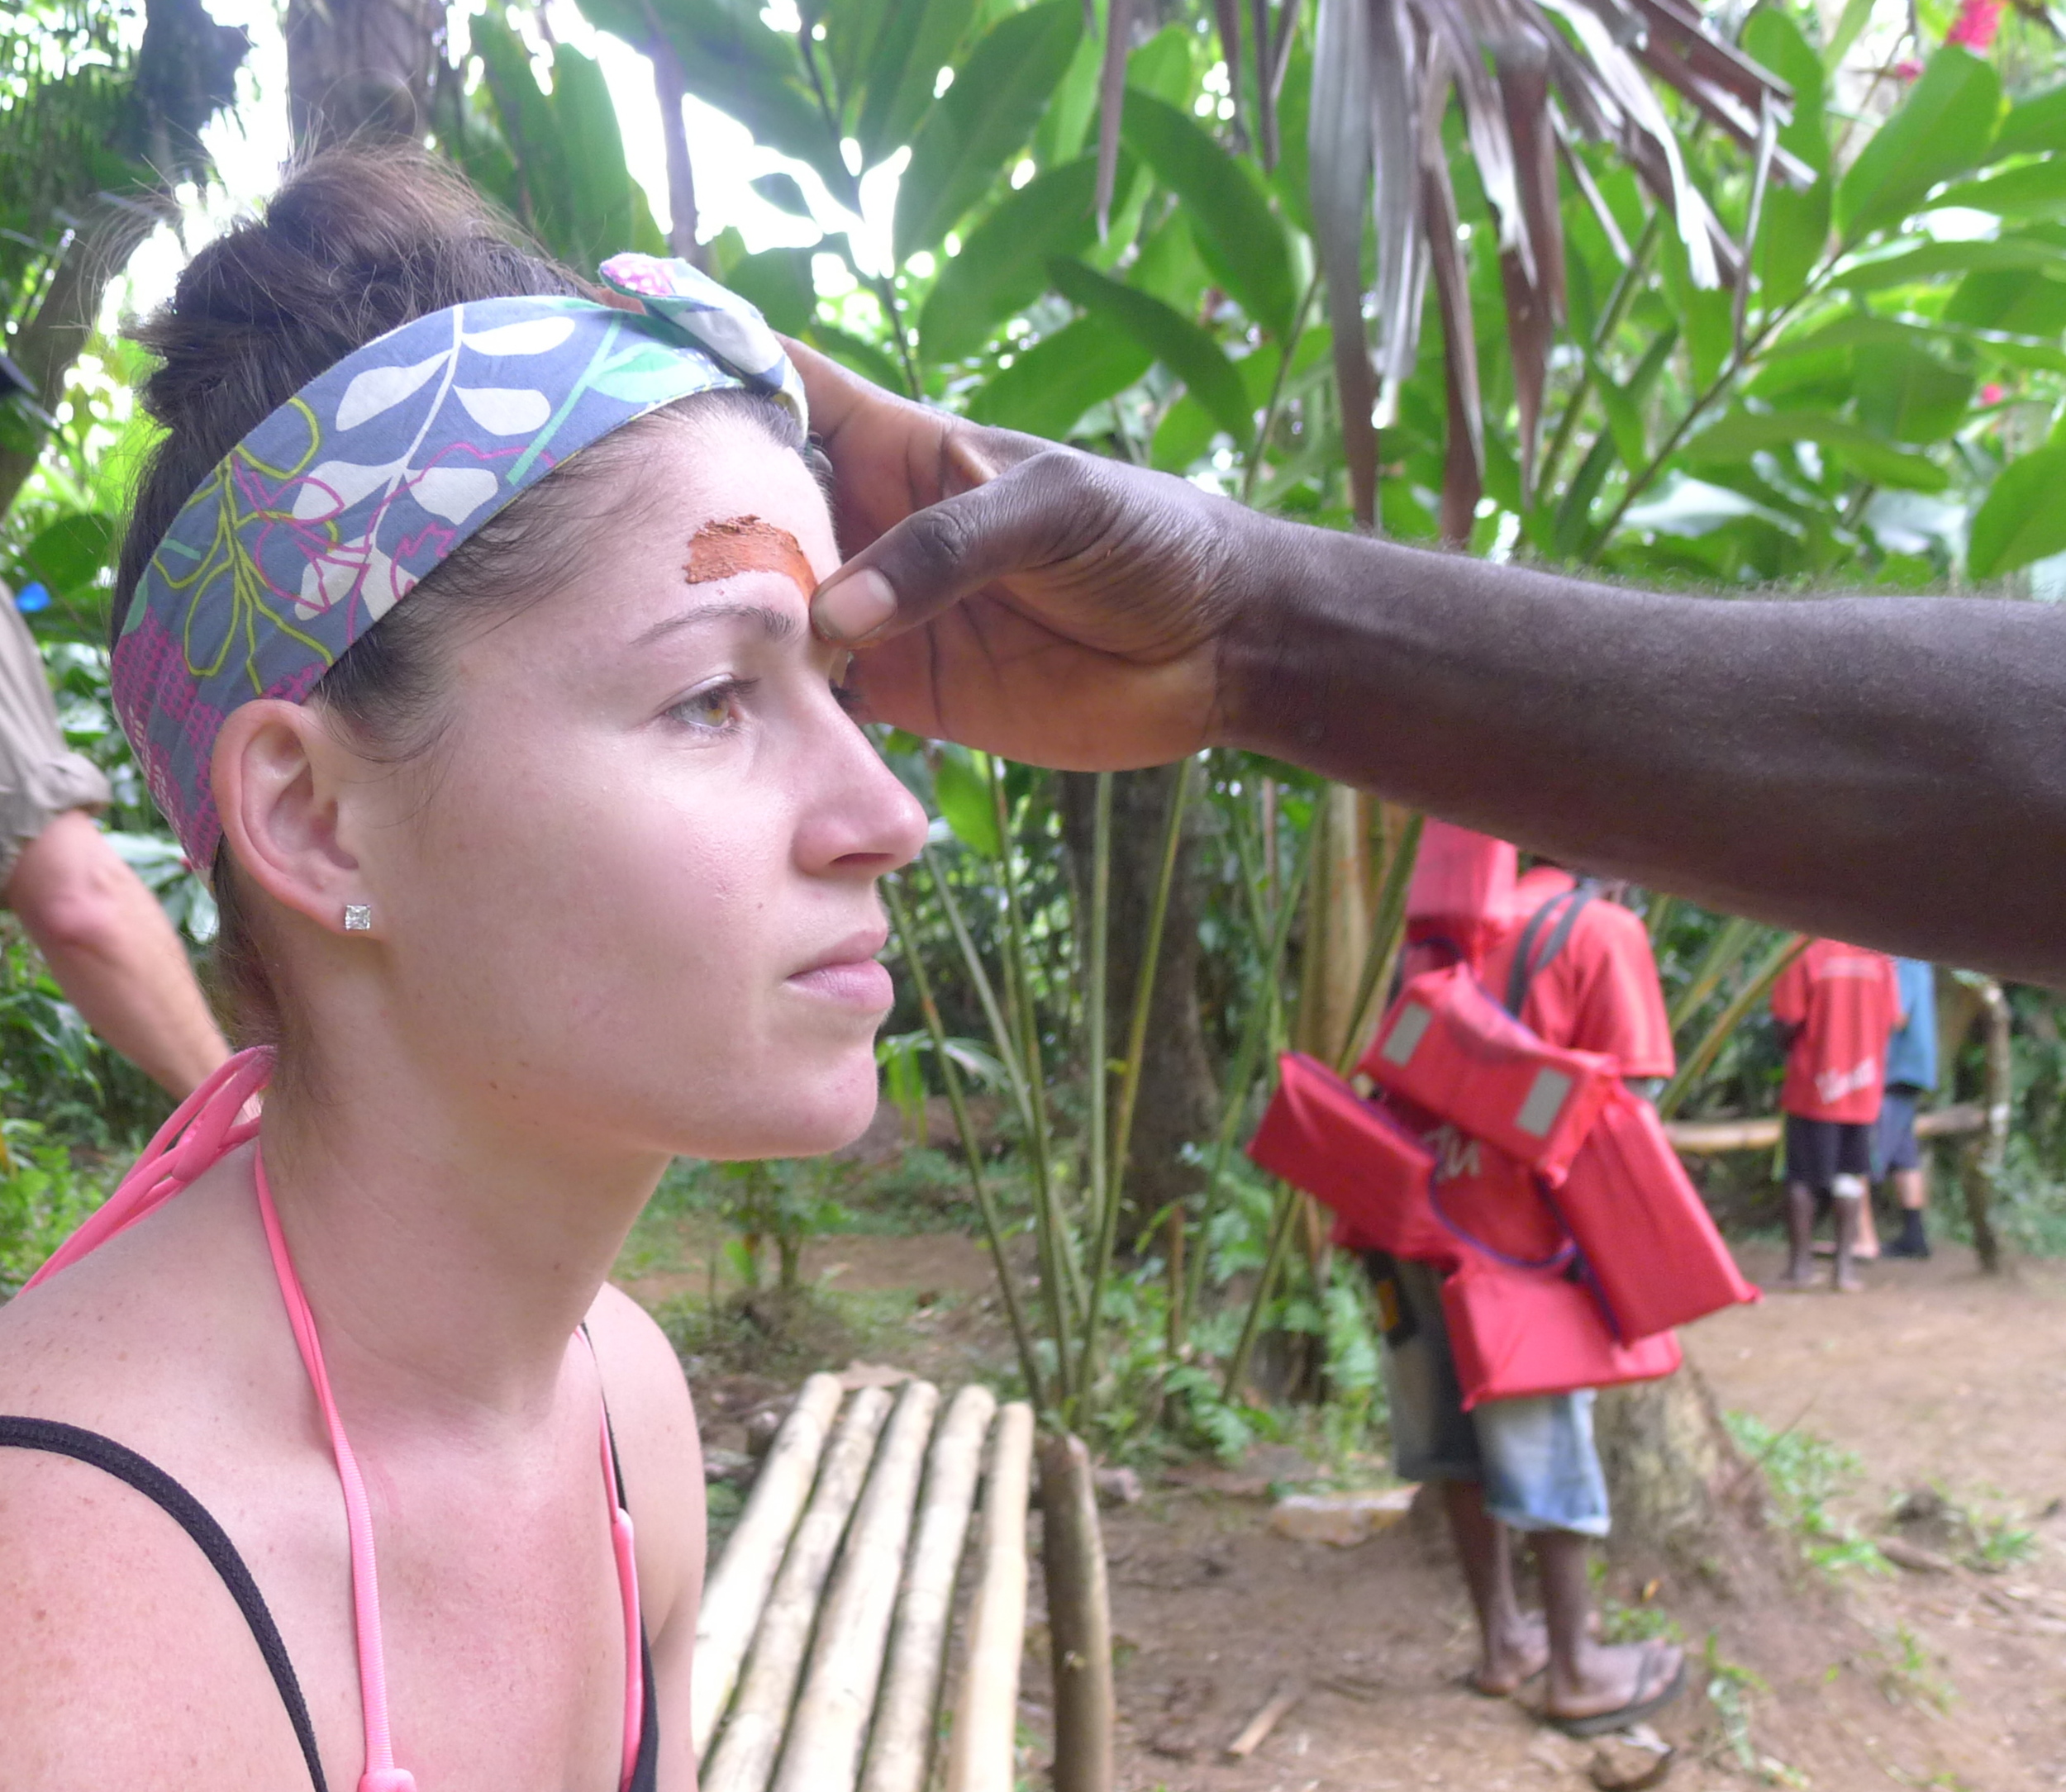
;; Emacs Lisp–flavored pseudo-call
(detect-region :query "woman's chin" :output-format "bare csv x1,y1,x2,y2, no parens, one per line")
686,1068,884,1162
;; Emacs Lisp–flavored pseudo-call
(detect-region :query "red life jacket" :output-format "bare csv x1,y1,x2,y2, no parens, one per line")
1249,881,1754,1405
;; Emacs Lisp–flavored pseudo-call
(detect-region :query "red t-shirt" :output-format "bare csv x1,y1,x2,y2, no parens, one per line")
1769,939,1901,1124
1477,868,1677,1077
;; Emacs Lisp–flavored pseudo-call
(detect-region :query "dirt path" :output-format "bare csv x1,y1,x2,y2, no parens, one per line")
1085,1242,2066,1792
619,1227,2066,1789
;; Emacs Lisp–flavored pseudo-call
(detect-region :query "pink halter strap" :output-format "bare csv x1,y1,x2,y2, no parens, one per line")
27,1048,644,1791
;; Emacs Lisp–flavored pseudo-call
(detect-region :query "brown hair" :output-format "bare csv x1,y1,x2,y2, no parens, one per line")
117,145,806,1046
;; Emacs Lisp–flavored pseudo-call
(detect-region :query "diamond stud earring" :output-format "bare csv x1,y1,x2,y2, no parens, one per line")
343,904,372,933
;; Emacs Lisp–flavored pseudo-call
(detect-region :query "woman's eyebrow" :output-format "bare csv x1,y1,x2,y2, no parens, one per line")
631,599,800,650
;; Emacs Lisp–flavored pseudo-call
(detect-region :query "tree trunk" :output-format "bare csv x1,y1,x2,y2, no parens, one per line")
284,0,444,150
1592,1363,1778,1590
1060,767,1218,1251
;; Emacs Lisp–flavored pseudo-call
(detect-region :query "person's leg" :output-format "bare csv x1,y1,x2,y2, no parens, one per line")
1377,1259,1542,1692
5,810,228,1097
1783,1181,1821,1286
1853,1179,1881,1257
1884,1164,1930,1256
1830,1176,1864,1291
1475,1390,1685,1728
1440,1480,1545,1693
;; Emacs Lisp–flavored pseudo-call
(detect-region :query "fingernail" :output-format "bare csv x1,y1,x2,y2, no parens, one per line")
813,568,897,644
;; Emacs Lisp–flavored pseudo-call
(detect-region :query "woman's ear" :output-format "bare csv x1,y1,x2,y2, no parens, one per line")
212,701,369,934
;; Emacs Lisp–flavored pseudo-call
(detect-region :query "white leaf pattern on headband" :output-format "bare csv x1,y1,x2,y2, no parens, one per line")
456,387,553,434
413,466,501,524
293,458,402,520
336,352,450,431
460,316,578,357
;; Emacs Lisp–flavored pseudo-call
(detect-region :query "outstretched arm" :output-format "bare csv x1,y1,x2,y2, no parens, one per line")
795,342,2066,987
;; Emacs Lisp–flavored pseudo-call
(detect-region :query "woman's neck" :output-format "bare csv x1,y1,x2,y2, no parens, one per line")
252,1043,670,1437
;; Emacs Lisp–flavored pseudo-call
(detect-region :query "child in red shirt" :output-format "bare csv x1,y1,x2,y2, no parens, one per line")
1769,939,1902,1291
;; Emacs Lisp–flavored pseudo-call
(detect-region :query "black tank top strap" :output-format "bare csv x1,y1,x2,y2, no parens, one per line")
0,1414,329,1792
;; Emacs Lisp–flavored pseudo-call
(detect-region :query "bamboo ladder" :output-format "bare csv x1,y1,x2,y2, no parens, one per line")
693,1373,1035,1792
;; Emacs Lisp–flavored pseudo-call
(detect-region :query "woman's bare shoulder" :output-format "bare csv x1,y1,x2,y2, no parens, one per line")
0,1443,320,1790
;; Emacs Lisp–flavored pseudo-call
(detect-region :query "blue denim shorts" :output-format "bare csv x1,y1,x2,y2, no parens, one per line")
1379,1258,1611,1538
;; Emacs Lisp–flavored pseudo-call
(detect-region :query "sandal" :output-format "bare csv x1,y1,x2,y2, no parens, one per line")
1545,1642,1688,1738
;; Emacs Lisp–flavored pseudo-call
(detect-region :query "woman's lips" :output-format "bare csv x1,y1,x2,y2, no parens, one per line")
786,957,894,1008
787,930,893,1009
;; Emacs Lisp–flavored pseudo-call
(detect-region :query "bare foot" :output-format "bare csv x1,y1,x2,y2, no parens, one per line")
1833,1269,1865,1293
1469,1614,1550,1696
1773,1268,1821,1291
1545,1638,1687,1733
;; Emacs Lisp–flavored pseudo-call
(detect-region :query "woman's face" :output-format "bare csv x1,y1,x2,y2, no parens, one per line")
350,412,928,1161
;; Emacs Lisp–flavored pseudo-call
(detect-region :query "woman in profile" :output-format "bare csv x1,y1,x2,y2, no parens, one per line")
0,145,926,1790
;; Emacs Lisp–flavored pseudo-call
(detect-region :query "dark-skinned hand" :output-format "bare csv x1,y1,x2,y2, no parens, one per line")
788,336,1292,769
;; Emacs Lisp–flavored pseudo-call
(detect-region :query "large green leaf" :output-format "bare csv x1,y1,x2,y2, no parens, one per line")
549,45,652,267
1968,442,2066,578
965,314,1151,437
931,748,1002,856
1029,27,1101,167
916,155,1102,364
1944,264,2066,335
1121,88,1297,339
22,511,113,597
1933,159,2066,221
1049,257,1253,447
1741,7,1827,173
893,0,1083,263
1683,411,1949,490
724,245,816,335
1853,342,1974,444
1833,234,2066,290
1756,179,1832,307
854,0,980,164
1835,48,2000,241
1989,82,2066,164
597,0,847,202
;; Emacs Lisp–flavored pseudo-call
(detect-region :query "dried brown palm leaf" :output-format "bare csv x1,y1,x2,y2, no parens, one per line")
1311,0,1381,525
1420,47,1484,543
1214,0,1247,146
1095,0,1135,235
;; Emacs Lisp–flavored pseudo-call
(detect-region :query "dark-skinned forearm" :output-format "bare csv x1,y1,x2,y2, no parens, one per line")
1221,520,2066,986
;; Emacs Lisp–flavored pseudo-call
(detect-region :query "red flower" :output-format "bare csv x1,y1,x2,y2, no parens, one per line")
1982,383,2006,405
1945,0,2004,50
1892,58,1925,78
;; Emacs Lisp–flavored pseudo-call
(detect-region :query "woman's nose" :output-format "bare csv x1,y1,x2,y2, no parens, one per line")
797,713,930,877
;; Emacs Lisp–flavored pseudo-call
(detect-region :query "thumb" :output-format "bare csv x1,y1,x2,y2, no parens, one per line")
811,450,1092,648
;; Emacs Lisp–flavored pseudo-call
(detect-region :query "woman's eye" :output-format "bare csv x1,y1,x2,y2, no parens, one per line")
667,678,753,733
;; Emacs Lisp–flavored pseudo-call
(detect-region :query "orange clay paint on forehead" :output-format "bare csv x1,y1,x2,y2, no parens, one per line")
683,515,817,597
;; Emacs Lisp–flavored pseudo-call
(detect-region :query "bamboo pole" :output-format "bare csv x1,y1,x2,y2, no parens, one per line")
886,879,1046,1409
860,1384,999,1792
1664,1104,1984,1155
1333,808,1425,1074
702,1388,894,1792
945,1400,1035,1792
1040,1432,1115,1792
1222,1178,1303,1400
693,1372,845,1758
772,1380,942,1792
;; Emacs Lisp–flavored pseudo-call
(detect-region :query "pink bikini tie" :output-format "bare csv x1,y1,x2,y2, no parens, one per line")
26,1047,645,1792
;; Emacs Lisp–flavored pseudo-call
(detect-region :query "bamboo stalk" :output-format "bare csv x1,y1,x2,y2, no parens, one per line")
702,1388,894,1792
1666,1103,1984,1154
859,1385,1000,1792
945,1401,1035,1792
693,1372,845,1758
1645,889,1678,951
990,758,1078,1396
1333,809,1425,1074
921,843,1032,1134
1080,758,1193,1400
1658,931,1803,1120
1085,772,1113,1289
1666,914,1759,1037
1040,1432,1115,1792
1183,818,1316,1324
886,879,1046,1410
773,1380,943,1792
1222,1179,1303,1401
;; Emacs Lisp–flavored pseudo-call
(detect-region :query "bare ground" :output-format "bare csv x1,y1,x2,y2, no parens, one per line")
616,1224,2066,1792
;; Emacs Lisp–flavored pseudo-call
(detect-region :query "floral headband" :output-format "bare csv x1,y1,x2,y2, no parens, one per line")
112,254,807,870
